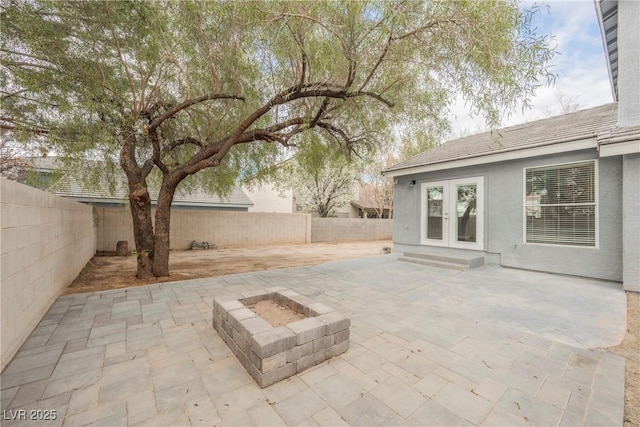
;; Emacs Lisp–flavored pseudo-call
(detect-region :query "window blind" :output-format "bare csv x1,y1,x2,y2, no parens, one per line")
525,161,596,246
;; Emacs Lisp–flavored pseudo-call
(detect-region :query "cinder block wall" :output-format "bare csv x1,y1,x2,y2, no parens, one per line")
95,207,312,251
96,208,392,251
170,210,311,249
310,218,392,243
0,179,96,371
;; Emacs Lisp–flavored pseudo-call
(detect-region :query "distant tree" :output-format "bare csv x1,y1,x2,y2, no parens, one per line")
361,129,441,218
0,139,27,181
359,168,394,219
1,0,555,278
276,135,359,217
1,117,47,181
543,89,581,117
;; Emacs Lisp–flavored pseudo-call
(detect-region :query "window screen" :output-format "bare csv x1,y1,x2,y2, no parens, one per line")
525,161,596,246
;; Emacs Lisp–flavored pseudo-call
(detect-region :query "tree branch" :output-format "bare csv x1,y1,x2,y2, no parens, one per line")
160,137,203,156
148,131,168,174
391,19,452,41
0,116,49,134
287,23,308,91
102,0,138,112
359,34,393,91
146,93,245,132
310,98,330,128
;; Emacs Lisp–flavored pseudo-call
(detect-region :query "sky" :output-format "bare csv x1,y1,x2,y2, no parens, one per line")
447,0,614,137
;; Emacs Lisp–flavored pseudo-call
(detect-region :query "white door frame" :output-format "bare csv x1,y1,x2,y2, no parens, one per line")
420,176,484,250
420,181,449,247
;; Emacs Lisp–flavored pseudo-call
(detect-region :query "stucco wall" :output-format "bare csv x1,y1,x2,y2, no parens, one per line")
243,183,295,213
96,208,312,250
311,218,392,242
1,179,96,371
392,150,624,281
618,0,640,127
622,153,640,291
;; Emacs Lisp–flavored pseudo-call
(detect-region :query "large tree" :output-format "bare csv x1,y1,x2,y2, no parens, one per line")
1,0,554,278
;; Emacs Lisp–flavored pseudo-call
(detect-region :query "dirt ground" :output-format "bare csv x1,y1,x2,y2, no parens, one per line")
608,291,640,427
248,300,306,327
66,240,638,425
66,240,393,294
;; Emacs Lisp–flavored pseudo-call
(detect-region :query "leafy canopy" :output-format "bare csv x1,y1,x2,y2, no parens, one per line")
275,134,362,217
1,0,555,196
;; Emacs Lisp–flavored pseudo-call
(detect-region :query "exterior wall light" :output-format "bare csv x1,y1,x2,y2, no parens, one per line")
410,180,416,188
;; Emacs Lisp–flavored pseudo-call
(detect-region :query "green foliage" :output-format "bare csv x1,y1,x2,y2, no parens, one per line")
275,134,361,217
1,0,556,276
1,0,557,222
2,0,555,195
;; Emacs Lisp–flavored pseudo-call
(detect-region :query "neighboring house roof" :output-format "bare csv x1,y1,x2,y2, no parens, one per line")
27,157,253,209
596,0,619,100
384,103,618,177
351,181,391,211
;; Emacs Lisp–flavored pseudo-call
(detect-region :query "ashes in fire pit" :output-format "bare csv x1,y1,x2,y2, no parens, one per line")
212,287,350,388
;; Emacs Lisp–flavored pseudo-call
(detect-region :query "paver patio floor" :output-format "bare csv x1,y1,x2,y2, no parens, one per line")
1,255,626,426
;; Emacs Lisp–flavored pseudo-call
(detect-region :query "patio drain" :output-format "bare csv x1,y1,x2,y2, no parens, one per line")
212,287,350,387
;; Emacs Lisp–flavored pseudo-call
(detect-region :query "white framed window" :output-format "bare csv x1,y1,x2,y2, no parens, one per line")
524,161,597,247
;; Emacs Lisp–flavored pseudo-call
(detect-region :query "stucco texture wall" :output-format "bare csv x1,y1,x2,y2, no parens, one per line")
243,183,295,213
392,150,624,281
1,179,96,371
617,0,640,127
622,153,640,291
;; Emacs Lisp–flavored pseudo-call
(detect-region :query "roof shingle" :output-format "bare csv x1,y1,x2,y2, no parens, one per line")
385,103,618,173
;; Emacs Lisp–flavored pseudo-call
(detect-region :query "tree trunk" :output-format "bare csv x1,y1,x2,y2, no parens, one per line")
128,178,155,279
120,129,156,280
152,178,177,277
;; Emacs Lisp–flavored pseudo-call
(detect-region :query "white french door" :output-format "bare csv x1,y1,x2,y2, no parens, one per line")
420,177,484,250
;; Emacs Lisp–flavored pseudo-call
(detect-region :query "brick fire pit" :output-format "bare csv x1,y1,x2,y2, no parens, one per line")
212,287,350,387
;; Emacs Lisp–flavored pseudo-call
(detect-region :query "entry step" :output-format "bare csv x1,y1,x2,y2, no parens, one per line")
398,251,484,270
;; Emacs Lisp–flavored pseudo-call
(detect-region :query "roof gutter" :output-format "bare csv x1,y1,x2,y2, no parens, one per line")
58,195,252,209
594,0,618,101
382,135,598,178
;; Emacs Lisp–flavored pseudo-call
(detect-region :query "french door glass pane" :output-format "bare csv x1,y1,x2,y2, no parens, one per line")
456,184,477,242
426,186,443,240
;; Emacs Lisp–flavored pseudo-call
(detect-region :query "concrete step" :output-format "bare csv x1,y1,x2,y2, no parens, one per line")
401,251,485,269
397,256,467,270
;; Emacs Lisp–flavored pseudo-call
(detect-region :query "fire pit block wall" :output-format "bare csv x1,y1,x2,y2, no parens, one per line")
212,288,350,388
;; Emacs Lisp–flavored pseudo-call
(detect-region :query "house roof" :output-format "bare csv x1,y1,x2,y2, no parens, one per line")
351,181,391,211
598,125,640,145
384,103,618,176
596,0,618,100
27,157,253,208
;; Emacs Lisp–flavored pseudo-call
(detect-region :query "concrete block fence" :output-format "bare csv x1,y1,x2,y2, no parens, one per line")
0,179,96,371
95,207,391,251
311,217,392,242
